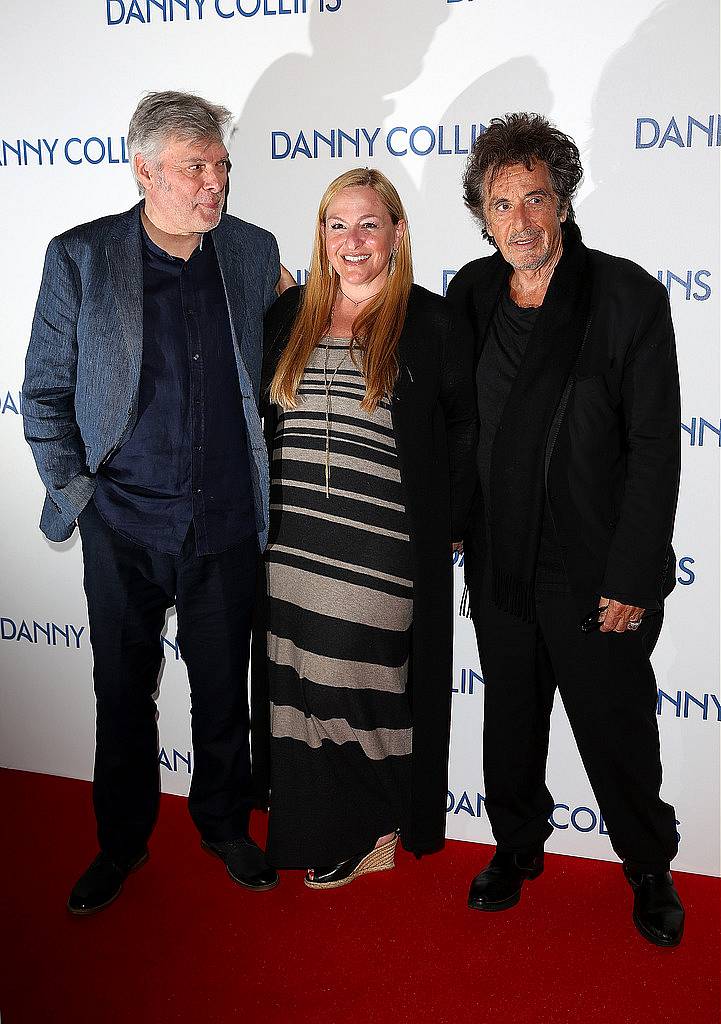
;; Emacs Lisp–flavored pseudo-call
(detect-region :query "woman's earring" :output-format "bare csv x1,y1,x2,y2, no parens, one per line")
388,249,398,276
327,260,334,276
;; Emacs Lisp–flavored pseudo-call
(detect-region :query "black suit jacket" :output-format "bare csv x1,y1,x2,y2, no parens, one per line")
447,232,681,612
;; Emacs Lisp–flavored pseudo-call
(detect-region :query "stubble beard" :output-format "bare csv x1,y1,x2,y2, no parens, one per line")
509,247,550,272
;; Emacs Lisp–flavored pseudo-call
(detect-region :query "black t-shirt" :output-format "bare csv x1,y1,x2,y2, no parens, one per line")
476,286,567,585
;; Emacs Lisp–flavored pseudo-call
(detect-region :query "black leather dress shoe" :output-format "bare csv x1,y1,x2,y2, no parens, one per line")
468,848,544,911
67,850,149,915
201,836,279,891
623,864,685,946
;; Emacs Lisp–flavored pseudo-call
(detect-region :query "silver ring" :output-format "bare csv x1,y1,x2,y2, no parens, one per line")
627,621,641,631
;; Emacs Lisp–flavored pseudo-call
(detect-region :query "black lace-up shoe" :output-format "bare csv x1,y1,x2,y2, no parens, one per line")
468,848,544,912
201,836,279,891
67,850,149,915
623,864,685,947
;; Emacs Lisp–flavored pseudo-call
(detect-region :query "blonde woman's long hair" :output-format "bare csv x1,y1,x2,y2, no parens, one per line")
270,168,413,413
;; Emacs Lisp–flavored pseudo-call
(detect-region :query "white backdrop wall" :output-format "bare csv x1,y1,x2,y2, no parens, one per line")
1,0,719,875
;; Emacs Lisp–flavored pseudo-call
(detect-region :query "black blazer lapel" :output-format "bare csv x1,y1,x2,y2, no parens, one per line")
468,253,507,365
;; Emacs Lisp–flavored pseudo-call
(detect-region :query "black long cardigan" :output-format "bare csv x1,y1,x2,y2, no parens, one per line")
249,283,478,857
446,224,681,614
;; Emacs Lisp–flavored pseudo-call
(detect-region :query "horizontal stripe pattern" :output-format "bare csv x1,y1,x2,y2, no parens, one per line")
265,340,412,863
270,598,410,666
268,635,409,696
270,703,413,761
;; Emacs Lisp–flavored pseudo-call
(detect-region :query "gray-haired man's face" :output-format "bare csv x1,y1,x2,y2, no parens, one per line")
137,135,229,236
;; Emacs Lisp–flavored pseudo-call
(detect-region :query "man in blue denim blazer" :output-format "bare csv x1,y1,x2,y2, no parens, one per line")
23,91,282,913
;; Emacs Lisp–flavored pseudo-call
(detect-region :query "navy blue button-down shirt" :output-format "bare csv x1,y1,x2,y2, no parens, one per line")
94,217,255,555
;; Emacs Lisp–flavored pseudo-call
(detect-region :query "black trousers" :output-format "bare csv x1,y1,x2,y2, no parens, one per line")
78,500,258,862
469,573,679,874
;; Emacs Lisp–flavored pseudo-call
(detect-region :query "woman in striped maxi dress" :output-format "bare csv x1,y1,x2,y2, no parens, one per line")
262,169,477,888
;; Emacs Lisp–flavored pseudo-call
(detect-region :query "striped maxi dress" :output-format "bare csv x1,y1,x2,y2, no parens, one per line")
264,338,413,868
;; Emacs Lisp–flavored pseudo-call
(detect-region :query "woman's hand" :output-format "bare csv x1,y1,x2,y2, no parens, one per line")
277,263,297,295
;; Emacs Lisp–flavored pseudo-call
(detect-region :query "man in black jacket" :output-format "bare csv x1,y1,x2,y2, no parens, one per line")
447,113,684,946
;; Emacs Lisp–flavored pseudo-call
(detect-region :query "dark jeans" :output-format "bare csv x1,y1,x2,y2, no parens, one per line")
78,500,258,861
469,573,679,874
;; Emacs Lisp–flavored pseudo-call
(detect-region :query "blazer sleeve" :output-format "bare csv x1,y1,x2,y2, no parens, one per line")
439,303,479,542
445,267,475,323
262,232,281,313
600,287,681,608
21,237,95,527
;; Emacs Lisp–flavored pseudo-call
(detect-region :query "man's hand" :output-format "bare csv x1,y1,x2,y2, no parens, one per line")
452,541,464,553
276,263,297,295
599,596,645,633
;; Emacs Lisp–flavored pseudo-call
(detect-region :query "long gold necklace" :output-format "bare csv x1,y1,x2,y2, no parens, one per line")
322,287,381,497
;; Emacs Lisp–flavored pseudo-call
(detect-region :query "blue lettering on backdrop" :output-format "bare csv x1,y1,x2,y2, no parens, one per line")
680,418,721,446
448,791,682,844
446,790,485,817
0,617,85,649
657,269,712,301
271,124,485,160
272,128,381,160
386,124,484,157
159,747,193,772
452,668,483,695
657,689,721,722
64,137,128,166
442,270,457,296
1,139,56,167
106,0,342,23
676,556,695,585
162,635,182,660
0,138,128,168
107,0,206,23
635,115,720,149
550,804,610,835
1,391,21,415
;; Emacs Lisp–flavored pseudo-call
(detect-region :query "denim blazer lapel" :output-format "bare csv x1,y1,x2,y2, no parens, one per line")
213,219,259,396
106,205,144,386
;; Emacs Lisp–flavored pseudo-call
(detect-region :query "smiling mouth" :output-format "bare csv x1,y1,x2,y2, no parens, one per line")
512,235,540,247
342,254,371,263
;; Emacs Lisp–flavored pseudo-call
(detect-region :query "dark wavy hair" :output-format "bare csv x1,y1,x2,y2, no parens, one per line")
463,113,584,246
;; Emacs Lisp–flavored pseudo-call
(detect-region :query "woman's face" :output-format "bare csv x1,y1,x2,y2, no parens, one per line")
323,186,405,297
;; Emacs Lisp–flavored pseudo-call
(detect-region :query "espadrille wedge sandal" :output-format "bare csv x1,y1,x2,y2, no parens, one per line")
304,833,398,890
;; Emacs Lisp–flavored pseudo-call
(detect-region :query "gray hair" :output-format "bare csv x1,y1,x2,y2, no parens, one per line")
127,90,233,194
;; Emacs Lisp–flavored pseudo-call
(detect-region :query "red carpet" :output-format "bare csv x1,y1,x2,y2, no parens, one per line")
1,769,718,1024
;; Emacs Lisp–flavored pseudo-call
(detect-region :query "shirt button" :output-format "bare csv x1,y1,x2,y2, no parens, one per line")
193,353,200,361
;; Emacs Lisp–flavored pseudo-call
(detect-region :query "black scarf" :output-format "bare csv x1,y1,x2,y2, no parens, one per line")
489,222,593,620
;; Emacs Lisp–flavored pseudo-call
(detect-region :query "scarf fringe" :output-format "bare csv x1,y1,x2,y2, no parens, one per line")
492,566,536,623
